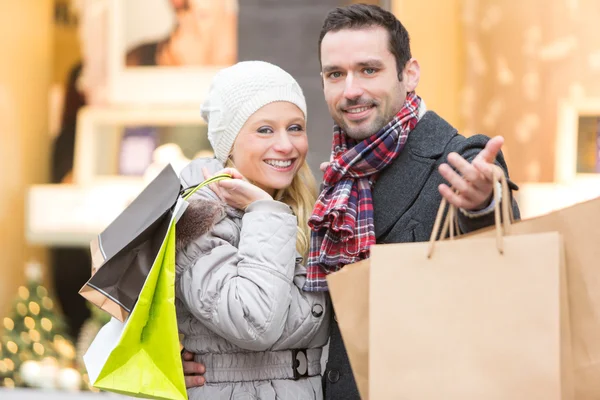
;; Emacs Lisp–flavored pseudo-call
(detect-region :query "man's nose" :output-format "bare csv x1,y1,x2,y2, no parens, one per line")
343,75,364,100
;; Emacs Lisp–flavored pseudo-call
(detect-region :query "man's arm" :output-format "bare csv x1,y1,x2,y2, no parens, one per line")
437,135,520,234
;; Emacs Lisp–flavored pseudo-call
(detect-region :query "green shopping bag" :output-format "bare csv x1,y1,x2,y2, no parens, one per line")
83,174,230,400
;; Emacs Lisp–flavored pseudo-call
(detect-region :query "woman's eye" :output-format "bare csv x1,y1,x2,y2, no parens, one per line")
288,124,304,132
257,126,273,134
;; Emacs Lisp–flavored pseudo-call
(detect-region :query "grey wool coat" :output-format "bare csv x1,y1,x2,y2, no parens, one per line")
323,110,521,400
175,158,330,400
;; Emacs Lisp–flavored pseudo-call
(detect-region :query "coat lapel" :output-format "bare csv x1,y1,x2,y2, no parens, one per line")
373,111,457,239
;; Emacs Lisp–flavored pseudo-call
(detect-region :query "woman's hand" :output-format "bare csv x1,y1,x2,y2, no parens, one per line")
202,167,273,210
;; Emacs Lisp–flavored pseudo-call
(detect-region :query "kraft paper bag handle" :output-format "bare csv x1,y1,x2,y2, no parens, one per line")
439,165,514,241
428,165,511,258
440,164,514,240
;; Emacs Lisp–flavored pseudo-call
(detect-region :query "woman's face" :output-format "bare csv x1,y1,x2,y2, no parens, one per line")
230,102,308,196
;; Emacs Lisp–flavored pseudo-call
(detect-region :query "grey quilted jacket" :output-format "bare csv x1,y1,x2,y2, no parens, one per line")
175,158,330,400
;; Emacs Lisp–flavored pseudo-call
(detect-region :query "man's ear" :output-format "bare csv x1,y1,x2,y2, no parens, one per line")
401,58,420,92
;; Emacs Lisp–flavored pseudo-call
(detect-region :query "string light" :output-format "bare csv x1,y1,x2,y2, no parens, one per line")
33,343,44,356
24,316,35,330
0,360,6,373
20,331,31,345
6,341,18,354
3,317,14,331
16,303,27,316
36,286,48,298
29,329,41,342
18,286,29,300
42,297,53,310
41,317,52,331
29,301,40,316
4,358,14,371
54,337,76,360
3,377,15,388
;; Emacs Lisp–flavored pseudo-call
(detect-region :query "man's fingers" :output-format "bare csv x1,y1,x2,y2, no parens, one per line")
472,158,495,182
182,358,206,388
474,136,504,165
320,162,330,172
182,361,205,375
438,184,471,209
438,164,471,196
446,153,483,185
181,350,195,361
184,375,205,388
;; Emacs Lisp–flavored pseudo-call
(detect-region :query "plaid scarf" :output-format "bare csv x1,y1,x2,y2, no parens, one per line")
303,91,422,291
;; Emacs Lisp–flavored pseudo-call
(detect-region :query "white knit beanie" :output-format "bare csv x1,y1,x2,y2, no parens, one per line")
200,61,308,163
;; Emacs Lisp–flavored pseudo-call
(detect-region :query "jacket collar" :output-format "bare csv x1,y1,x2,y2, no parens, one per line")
372,111,457,239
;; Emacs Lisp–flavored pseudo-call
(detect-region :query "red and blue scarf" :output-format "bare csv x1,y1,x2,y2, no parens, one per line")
304,91,422,291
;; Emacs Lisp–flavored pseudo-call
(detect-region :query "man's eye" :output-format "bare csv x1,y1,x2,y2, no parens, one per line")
329,72,342,79
364,68,377,75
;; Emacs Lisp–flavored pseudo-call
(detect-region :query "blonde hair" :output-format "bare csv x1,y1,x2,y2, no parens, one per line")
225,158,317,259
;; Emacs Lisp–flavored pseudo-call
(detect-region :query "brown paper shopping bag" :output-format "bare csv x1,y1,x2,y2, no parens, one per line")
329,195,600,400
368,170,573,399
463,196,600,399
328,167,600,399
327,260,370,399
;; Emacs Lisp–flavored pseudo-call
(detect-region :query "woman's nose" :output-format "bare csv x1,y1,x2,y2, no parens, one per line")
273,132,294,153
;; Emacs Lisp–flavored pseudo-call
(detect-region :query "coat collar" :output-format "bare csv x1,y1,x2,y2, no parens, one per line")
372,111,457,239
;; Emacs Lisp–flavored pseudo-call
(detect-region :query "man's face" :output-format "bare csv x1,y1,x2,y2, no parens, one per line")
320,26,407,141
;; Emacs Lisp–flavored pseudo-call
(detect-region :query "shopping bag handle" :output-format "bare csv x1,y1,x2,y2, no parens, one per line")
427,165,512,258
181,173,232,201
439,165,515,241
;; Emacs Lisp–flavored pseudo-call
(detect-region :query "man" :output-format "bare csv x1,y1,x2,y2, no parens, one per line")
308,5,520,399
183,4,520,397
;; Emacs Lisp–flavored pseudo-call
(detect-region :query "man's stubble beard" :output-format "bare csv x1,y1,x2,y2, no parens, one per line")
338,109,395,141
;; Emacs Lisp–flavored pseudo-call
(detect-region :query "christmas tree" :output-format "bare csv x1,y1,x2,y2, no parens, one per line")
0,261,78,389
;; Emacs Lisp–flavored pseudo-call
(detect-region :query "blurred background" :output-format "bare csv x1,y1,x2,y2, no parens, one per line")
1,0,599,396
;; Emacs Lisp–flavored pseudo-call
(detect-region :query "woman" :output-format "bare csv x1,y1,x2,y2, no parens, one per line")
175,61,329,399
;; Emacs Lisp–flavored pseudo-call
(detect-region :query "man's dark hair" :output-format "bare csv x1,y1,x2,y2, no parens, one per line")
318,4,411,81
